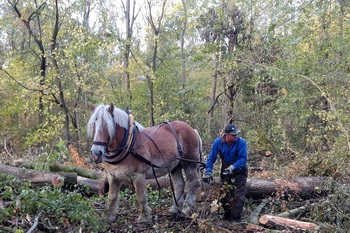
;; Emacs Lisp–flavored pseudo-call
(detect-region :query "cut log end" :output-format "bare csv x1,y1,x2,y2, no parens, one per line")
51,174,64,186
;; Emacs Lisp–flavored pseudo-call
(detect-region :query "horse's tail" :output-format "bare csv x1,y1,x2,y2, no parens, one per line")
193,129,203,163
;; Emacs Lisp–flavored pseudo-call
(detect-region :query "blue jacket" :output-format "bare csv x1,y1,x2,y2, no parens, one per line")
205,136,248,173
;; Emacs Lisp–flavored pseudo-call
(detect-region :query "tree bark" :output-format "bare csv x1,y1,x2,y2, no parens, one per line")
48,162,105,180
0,163,76,188
12,159,105,180
245,177,328,199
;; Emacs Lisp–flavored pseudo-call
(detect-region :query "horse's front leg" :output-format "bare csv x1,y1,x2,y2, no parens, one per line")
133,174,152,224
105,173,121,223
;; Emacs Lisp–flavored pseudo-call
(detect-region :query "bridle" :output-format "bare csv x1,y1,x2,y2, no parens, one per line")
92,111,136,164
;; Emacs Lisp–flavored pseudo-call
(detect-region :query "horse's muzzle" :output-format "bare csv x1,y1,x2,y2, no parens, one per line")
91,148,104,163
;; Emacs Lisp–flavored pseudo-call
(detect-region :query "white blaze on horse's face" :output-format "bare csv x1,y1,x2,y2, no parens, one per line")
90,118,110,163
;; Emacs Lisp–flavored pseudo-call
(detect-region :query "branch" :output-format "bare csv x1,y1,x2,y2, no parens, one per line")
27,211,43,233
3,138,14,159
277,202,311,218
207,91,224,114
0,68,43,92
249,198,268,224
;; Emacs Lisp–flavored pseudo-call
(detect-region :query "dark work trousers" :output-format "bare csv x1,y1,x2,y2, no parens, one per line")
220,164,248,221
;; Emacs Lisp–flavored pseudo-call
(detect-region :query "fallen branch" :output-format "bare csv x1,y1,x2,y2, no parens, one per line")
27,211,43,233
277,202,310,218
259,214,318,231
249,198,268,224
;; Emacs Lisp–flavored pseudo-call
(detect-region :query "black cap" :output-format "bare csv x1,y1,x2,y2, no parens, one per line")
224,124,241,135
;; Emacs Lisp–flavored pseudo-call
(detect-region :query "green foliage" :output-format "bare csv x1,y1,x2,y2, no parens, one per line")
0,174,106,232
0,0,349,180
310,179,350,232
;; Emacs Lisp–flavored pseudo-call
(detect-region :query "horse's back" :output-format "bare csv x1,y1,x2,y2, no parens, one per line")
140,121,200,161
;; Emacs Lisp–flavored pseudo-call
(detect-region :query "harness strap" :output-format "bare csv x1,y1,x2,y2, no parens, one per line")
132,123,165,151
92,141,107,146
131,152,163,168
163,121,183,158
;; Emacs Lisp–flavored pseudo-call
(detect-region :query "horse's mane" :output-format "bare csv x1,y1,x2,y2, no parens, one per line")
87,104,145,139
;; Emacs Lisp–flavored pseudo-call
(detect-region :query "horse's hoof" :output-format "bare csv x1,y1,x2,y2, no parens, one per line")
181,203,193,216
168,205,181,215
137,215,152,224
105,213,116,224
106,217,115,224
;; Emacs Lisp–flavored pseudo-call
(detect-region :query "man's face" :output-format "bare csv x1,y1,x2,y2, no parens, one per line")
225,133,238,143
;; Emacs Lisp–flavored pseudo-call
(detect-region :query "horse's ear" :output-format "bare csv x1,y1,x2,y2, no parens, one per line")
90,104,95,111
125,107,132,115
108,103,114,114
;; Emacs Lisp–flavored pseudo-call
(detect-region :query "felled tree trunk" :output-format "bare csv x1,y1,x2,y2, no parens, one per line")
1,163,124,195
0,163,77,188
245,177,327,199
12,159,105,180
146,176,328,200
1,163,329,199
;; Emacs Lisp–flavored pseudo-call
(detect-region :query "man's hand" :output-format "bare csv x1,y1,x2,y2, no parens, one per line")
223,165,235,175
202,172,213,183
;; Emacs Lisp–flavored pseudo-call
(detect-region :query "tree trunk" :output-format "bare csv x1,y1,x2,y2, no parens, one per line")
0,163,76,188
207,52,219,136
48,162,105,179
245,177,328,199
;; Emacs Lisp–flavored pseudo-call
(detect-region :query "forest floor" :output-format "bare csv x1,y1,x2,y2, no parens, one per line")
93,182,312,233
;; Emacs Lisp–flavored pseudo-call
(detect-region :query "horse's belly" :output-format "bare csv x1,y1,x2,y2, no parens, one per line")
145,168,168,179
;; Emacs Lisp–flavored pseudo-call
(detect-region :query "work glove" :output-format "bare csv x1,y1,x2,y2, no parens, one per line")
223,165,235,175
202,172,213,183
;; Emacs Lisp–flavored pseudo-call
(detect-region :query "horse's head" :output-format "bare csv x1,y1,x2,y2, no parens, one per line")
88,103,145,164
87,103,117,163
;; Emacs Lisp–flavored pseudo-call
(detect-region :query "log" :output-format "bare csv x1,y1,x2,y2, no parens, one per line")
12,159,105,180
147,176,328,199
48,162,105,180
259,214,318,231
0,163,77,188
245,177,327,199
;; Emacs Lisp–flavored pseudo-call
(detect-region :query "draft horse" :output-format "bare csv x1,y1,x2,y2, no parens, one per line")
87,103,202,223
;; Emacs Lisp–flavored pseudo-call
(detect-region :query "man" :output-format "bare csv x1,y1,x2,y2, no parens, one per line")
203,124,248,221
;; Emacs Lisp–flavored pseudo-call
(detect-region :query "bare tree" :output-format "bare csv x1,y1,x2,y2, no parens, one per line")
9,0,47,125
145,0,166,126
121,0,141,107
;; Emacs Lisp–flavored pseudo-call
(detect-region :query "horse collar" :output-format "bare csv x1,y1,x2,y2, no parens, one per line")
102,113,136,164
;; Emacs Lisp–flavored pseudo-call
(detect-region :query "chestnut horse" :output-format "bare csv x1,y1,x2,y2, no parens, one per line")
87,103,202,223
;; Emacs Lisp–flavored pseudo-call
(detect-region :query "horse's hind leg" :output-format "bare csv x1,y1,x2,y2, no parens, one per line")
182,164,201,216
168,165,185,215
133,174,152,224
105,173,121,223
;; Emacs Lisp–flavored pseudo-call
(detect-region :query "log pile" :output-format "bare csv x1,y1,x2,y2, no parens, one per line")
0,161,329,198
